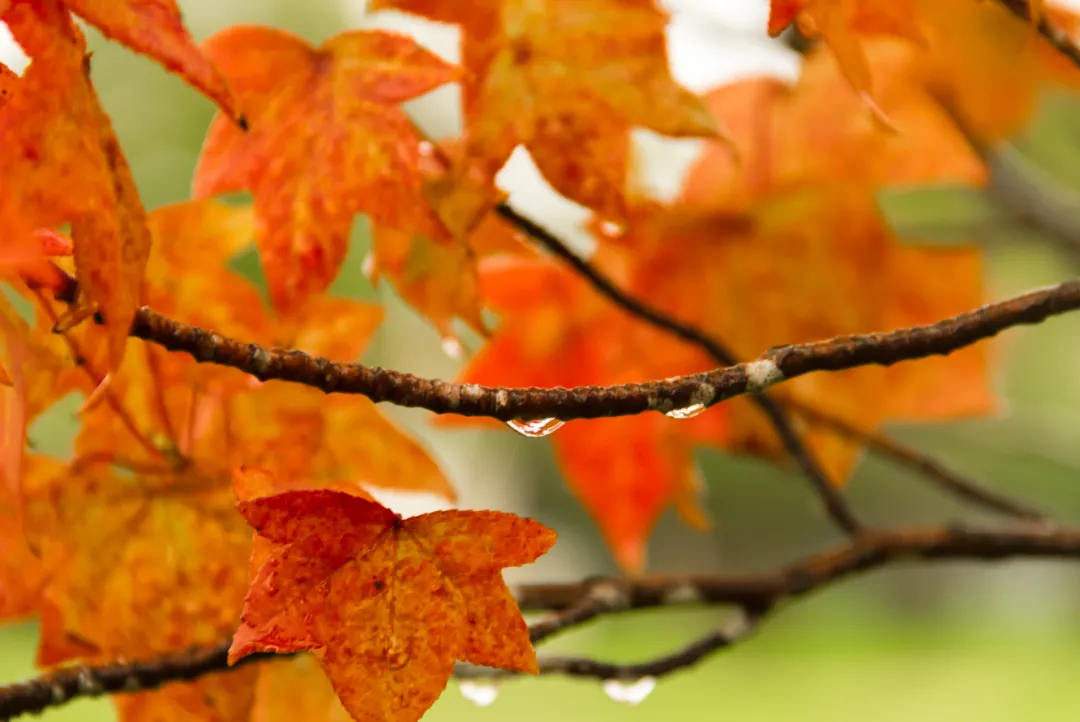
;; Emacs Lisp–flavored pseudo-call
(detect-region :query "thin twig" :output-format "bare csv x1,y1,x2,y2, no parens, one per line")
456,607,766,681
3,521,1077,717
496,203,1051,524
996,0,1080,69
784,401,1047,521
44,272,1080,426
496,203,863,535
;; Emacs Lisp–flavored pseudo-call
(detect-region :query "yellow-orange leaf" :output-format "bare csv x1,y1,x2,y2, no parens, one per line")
238,387,457,501
31,460,252,663
192,25,459,312
251,656,353,722
909,0,1080,143
141,199,264,345
0,454,61,623
371,208,532,341
231,475,556,722
1,1,152,371
69,95,153,373
683,66,984,210
660,189,992,482
371,0,716,227
61,0,240,121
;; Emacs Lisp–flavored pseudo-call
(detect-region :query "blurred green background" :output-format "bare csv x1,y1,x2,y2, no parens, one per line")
6,0,1080,720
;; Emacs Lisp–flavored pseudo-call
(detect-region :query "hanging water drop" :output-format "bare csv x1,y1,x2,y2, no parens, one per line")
440,336,464,360
602,676,656,705
418,140,435,156
665,403,706,419
459,680,499,707
506,417,565,438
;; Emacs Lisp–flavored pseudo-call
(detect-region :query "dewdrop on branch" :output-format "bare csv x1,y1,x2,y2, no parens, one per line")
665,403,706,419
459,680,500,707
663,382,716,419
506,418,565,438
602,676,657,705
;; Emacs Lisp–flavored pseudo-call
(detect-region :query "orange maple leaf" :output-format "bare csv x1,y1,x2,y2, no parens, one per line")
0,65,72,292
0,1,152,371
368,136,535,341
607,69,995,483
192,25,459,312
230,470,556,722
768,0,1080,140
693,50,986,198
3,0,236,119
370,0,717,229
25,197,454,692
909,0,1080,143
441,254,726,571
58,0,238,119
237,384,456,502
630,190,991,483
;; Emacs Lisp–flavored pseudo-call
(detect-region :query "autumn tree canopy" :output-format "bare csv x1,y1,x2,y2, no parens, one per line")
3,0,1080,720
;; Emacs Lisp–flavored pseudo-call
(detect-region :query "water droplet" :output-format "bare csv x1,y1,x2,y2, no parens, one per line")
459,680,499,707
506,418,565,438
418,140,435,156
665,403,706,419
602,677,656,705
440,336,463,360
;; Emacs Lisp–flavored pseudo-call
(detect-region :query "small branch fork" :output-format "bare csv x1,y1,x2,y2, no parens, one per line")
3,522,1077,717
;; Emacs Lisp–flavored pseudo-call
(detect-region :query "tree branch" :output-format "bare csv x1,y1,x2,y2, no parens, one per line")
496,203,862,534
112,278,1080,422
996,0,1080,69
4,521,1078,717
784,401,1048,521
496,203,1050,524
455,607,765,682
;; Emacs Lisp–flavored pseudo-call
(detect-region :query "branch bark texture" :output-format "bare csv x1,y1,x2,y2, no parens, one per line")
118,279,1080,423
